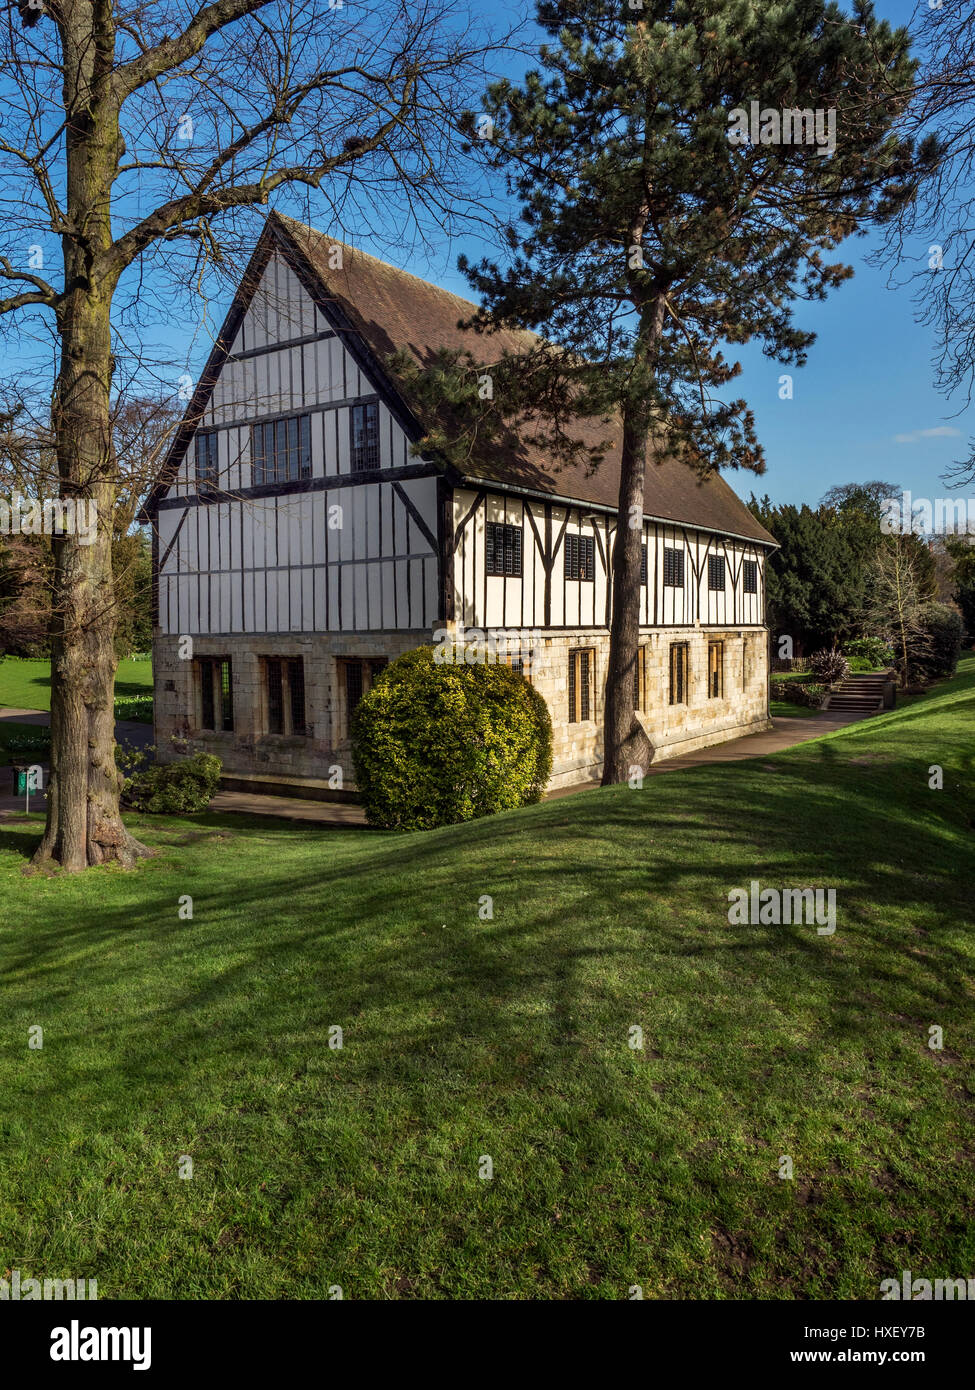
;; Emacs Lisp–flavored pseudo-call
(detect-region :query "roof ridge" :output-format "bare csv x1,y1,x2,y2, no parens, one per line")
271,211,491,323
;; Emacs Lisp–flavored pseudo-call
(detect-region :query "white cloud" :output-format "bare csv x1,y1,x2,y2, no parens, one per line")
892,425,963,444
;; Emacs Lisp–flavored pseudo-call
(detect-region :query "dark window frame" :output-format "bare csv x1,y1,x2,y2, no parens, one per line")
564,533,595,582
640,545,648,586
197,656,233,732
195,430,219,489
339,656,388,738
743,559,758,594
668,642,689,707
633,644,647,711
568,647,594,723
485,521,523,577
663,547,684,588
708,554,726,591
262,655,309,737
351,400,381,470
708,641,724,699
251,413,312,485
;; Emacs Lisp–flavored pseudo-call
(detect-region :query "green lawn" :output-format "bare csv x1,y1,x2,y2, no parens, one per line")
770,699,820,719
0,661,972,1299
0,656,153,721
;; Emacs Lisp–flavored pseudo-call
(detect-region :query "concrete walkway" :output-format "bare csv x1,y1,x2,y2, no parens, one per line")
0,706,874,828
0,707,154,819
195,708,876,826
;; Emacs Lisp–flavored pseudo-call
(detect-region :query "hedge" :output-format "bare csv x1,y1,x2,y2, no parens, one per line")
351,646,553,830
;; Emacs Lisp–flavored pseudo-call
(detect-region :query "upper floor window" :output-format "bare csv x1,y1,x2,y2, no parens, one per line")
743,559,758,593
640,545,648,585
195,430,218,489
663,547,684,587
351,401,380,470
708,554,726,591
486,522,523,577
564,533,595,582
252,414,311,485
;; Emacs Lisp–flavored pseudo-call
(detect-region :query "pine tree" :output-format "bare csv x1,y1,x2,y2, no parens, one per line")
461,0,916,781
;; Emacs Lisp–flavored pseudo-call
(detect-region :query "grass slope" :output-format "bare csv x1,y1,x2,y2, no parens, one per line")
0,662,972,1300
0,656,152,712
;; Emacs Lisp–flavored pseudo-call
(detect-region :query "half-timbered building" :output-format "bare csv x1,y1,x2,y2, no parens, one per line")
143,213,776,794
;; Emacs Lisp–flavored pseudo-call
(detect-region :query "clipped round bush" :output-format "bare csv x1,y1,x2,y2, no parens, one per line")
809,648,850,684
123,752,222,814
351,646,553,829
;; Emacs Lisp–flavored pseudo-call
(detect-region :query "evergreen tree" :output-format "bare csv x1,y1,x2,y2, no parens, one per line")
461,0,916,780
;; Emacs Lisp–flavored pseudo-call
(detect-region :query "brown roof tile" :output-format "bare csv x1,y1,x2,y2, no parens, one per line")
274,214,775,546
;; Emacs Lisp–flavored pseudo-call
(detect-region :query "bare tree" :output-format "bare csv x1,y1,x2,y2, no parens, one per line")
880,1,975,482
0,0,502,869
0,390,180,658
868,536,933,687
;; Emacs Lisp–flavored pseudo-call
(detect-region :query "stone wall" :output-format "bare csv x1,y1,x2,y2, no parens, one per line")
152,630,424,785
152,623,770,791
527,626,770,787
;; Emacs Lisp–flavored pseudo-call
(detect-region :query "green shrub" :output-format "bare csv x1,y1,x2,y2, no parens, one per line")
3,730,51,757
114,693,154,723
123,753,222,814
809,648,850,684
351,646,553,830
769,679,826,708
843,637,894,669
909,603,963,682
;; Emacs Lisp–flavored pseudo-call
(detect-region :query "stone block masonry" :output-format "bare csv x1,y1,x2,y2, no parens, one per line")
152,623,771,793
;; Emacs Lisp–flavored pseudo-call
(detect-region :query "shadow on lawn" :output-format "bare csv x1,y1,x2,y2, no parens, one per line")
2,669,973,1297
2,745,971,1091
2,744,973,1296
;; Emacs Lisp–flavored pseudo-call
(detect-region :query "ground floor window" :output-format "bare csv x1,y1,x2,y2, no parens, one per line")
339,657,388,736
263,656,309,736
633,645,647,711
568,647,593,723
198,657,233,732
708,641,724,699
501,650,533,683
669,642,689,706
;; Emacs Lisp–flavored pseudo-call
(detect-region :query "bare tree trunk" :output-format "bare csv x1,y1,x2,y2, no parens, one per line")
602,293,665,785
33,4,150,870
34,300,151,871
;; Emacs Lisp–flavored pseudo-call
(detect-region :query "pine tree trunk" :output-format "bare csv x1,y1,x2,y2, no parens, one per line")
602,407,651,784
32,5,150,870
602,293,666,785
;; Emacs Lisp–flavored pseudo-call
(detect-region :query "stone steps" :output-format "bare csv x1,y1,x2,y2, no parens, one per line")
217,770,358,803
823,671,889,713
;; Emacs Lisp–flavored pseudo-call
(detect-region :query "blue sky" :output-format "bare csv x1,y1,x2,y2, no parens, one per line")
402,0,970,512
3,0,967,512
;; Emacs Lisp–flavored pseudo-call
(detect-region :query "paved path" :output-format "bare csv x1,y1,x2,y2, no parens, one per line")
0,707,154,818
195,709,875,826
0,706,874,828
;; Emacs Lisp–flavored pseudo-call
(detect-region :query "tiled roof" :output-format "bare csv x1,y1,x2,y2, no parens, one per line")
273,213,776,546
